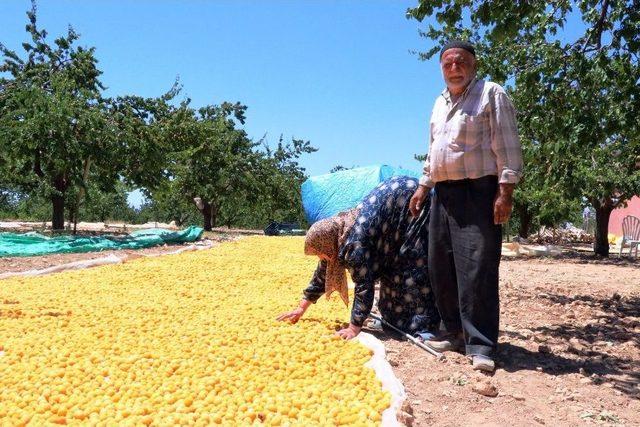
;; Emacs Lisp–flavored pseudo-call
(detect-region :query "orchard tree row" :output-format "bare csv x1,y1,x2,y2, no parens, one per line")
0,2,315,232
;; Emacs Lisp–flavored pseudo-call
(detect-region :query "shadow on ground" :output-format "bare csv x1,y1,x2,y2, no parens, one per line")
501,249,640,268
501,292,640,398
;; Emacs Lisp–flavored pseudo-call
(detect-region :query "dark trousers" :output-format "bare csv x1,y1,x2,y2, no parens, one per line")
428,175,501,357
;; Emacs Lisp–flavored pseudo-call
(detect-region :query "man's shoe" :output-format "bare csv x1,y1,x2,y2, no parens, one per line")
424,333,464,352
472,355,495,372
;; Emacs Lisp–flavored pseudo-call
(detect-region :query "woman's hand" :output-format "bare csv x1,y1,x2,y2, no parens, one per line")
276,307,305,323
335,323,362,340
276,299,312,323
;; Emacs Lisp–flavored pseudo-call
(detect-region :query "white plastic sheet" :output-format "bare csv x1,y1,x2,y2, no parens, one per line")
357,332,406,427
0,241,214,280
502,242,563,257
0,254,124,280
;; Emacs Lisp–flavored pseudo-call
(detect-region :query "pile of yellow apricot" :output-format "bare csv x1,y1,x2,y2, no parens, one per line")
0,236,390,425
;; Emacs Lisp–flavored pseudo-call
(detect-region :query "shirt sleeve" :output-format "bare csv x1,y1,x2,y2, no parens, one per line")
419,151,435,188
302,260,327,303
419,120,435,187
419,110,437,187
490,89,523,184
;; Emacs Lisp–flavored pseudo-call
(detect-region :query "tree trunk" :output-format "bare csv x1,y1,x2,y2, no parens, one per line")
51,192,65,230
517,205,532,239
593,201,614,257
202,202,212,231
51,175,67,231
195,197,218,231
72,205,78,235
211,202,218,230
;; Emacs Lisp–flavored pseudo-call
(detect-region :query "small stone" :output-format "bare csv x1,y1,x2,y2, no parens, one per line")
512,394,525,401
398,410,414,426
568,338,586,354
401,400,413,415
533,415,545,425
472,380,498,397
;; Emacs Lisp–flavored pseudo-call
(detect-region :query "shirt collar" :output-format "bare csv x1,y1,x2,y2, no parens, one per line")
441,77,478,104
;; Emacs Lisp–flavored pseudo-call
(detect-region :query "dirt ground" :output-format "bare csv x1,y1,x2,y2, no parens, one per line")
375,252,640,427
1,239,638,426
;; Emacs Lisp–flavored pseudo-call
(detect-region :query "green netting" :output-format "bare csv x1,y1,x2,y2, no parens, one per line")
0,226,204,257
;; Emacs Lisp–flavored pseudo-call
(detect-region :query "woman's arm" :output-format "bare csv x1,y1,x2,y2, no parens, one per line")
335,275,375,339
301,260,327,303
276,260,327,323
336,248,376,339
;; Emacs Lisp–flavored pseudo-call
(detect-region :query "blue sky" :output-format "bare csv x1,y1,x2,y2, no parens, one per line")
1,0,440,180
1,1,584,207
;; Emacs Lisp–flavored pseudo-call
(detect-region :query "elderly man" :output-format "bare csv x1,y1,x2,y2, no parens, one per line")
409,40,523,372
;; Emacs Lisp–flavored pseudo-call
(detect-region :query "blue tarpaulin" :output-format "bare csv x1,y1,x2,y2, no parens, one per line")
0,226,204,257
301,164,421,224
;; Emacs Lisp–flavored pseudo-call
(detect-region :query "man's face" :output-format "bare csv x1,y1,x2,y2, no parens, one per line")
440,48,477,95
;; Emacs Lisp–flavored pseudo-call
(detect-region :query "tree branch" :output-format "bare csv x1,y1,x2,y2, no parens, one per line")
593,0,610,50
582,0,610,52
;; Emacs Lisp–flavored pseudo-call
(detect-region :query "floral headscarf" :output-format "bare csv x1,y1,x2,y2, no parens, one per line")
304,208,359,306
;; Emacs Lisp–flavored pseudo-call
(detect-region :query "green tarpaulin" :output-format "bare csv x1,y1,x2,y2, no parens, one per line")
0,226,204,257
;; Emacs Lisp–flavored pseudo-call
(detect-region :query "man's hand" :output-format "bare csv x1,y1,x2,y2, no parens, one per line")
409,185,429,217
494,183,515,224
335,323,362,340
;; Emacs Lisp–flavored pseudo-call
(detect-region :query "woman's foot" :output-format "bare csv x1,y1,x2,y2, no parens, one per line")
363,318,384,332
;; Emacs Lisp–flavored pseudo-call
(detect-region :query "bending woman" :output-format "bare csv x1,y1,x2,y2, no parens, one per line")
277,176,440,339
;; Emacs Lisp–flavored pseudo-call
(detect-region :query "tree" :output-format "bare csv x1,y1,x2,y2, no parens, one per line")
159,102,254,231
136,181,201,227
0,2,176,230
162,100,317,231
252,136,318,227
75,181,138,224
408,0,640,256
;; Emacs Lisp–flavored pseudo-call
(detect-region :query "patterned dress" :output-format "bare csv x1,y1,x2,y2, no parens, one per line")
303,176,440,335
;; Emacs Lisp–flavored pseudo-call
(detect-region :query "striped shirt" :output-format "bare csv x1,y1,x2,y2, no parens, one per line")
419,79,523,187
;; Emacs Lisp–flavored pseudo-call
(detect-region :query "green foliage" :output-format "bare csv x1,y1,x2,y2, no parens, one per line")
154,102,316,231
74,181,138,223
408,0,640,255
136,181,201,227
0,182,139,224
